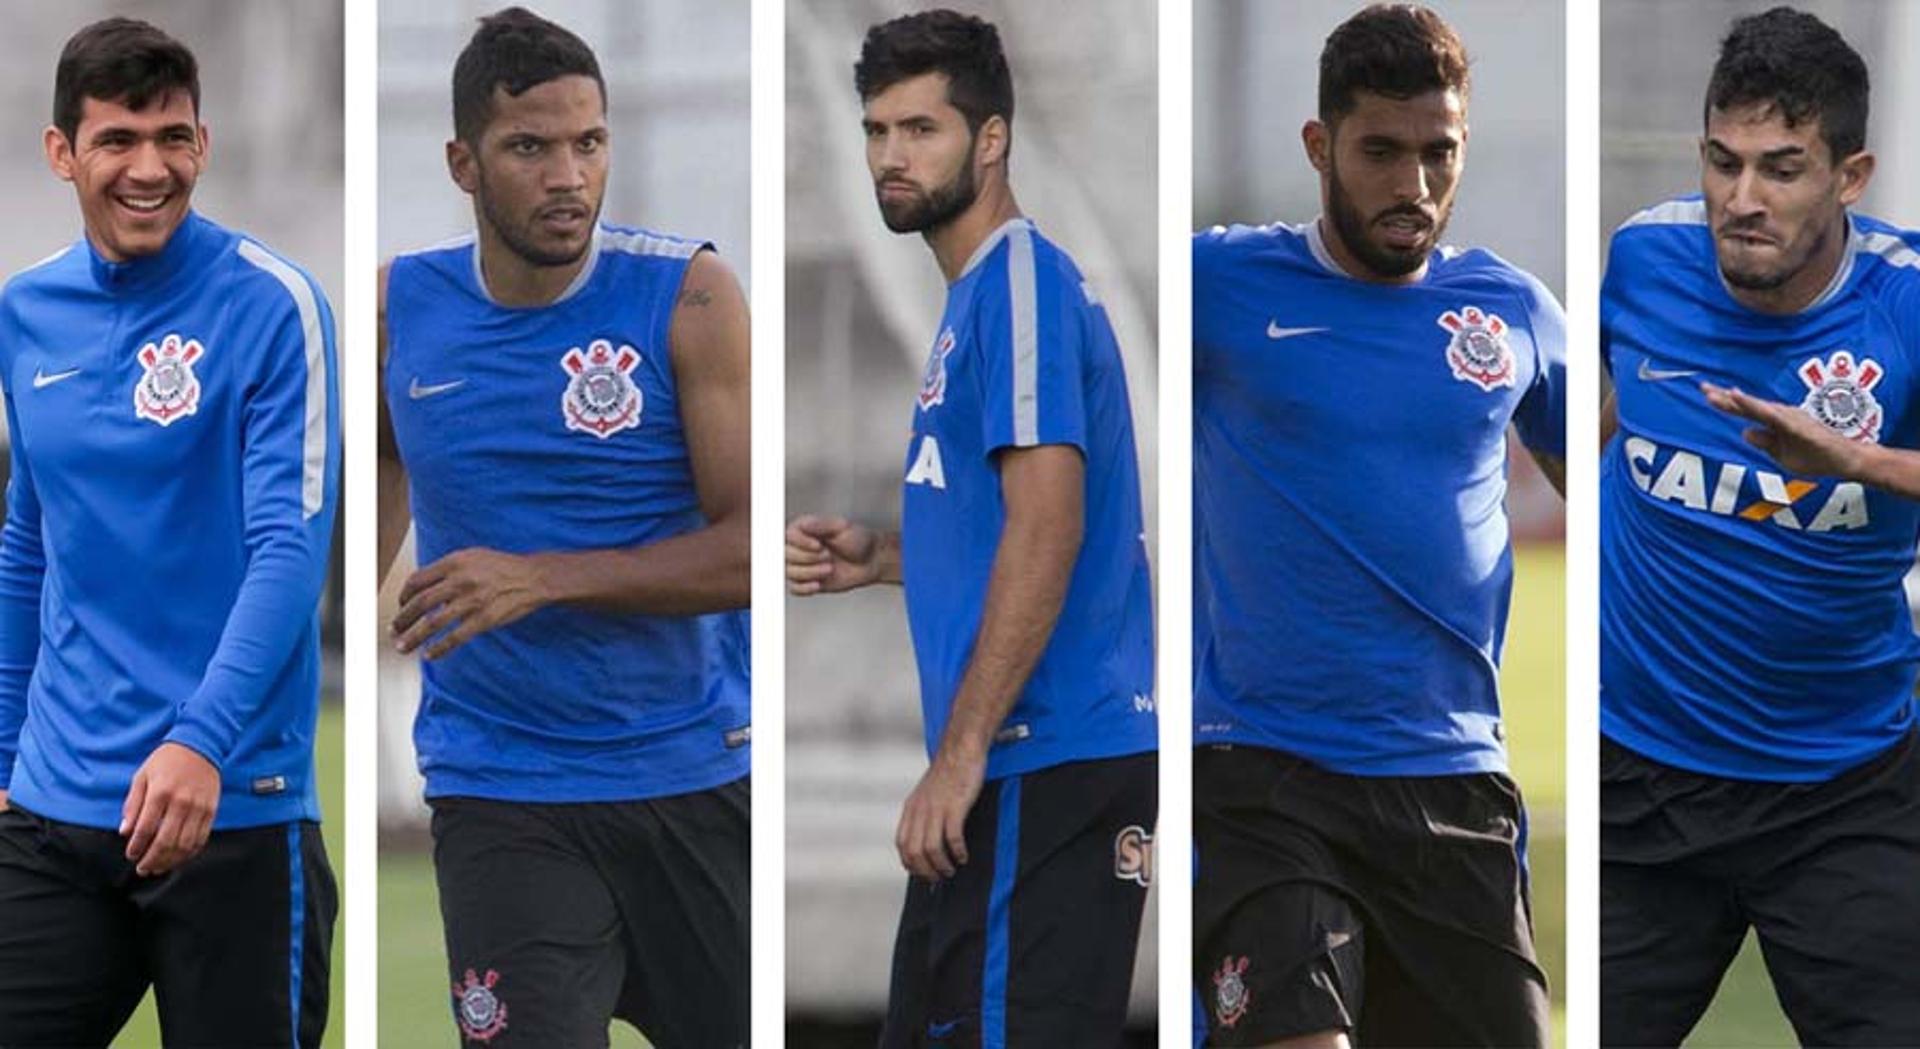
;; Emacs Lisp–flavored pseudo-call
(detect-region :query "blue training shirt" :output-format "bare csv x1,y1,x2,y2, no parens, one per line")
0,211,340,829
901,218,1157,781
1601,198,1920,781
386,222,750,803
1193,220,1565,776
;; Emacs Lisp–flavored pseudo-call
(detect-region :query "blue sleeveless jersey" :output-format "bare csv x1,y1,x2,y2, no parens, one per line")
1193,220,1566,775
386,223,750,802
1601,198,1920,781
0,212,339,829
901,218,1157,780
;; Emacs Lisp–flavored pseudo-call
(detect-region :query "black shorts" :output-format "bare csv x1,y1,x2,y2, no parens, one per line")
1194,745,1548,1047
0,805,335,1048
431,776,750,1047
1601,732,1920,1047
880,751,1156,1048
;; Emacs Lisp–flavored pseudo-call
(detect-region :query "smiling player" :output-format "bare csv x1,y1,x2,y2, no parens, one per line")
1600,7,1920,1044
0,17,339,1046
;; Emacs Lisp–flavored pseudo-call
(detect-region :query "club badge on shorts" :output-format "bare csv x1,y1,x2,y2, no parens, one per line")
452,968,509,1042
133,333,204,426
1797,349,1884,443
1437,306,1516,391
560,338,643,439
1213,955,1251,1029
919,327,956,410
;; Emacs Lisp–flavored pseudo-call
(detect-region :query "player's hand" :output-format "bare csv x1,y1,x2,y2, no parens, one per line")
0,788,9,812
121,742,220,877
894,748,986,881
393,547,550,660
1702,382,1868,479
786,515,881,595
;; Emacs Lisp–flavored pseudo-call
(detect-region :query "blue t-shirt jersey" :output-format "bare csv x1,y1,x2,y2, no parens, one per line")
901,218,1157,781
0,212,340,829
385,223,750,803
1601,198,1920,781
1193,220,1566,776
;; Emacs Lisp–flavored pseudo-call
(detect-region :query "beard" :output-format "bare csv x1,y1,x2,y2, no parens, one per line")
876,152,979,234
476,164,601,268
1716,222,1827,292
1325,159,1450,279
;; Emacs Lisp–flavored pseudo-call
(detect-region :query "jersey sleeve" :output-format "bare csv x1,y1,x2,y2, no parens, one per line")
164,257,340,767
1512,271,1567,459
0,388,46,790
976,237,1090,457
1192,228,1226,376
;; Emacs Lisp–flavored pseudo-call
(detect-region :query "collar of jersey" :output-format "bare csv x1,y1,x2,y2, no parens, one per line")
87,209,208,293
954,217,1035,283
468,221,605,308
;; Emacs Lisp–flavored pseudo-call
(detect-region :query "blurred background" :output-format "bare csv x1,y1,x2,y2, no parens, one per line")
784,0,1157,1043
1196,1,1569,1044
376,2,747,1046
0,3,343,1046
1603,3,1920,1044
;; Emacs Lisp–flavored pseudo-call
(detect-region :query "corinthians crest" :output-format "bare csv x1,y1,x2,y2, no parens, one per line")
133,333,205,426
919,327,957,410
560,338,643,439
1437,305,1516,391
1213,955,1251,1028
1797,349,1885,443
452,968,508,1042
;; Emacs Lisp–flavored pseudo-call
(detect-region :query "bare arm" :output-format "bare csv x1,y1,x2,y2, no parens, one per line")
1704,382,1920,499
1601,382,1619,450
1529,450,1566,498
376,263,412,585
895,444,1084,879
393,250,750,659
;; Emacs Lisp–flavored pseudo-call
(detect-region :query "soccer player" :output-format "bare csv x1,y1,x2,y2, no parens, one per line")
1600,8,1920,1043
1192,5,1565,1045
0,17,339,1047
785,10,1157,1045
378,8,751,1046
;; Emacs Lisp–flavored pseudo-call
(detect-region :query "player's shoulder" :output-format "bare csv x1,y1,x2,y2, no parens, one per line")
1845,212,1920,291
1607,196,1710,256
213,222,329,323
594,221,708,260
1193,220,1313,268
1432,245,1558,311
0,241,83,303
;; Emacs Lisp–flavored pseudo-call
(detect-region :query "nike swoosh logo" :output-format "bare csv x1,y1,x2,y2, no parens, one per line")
1267,321,1329,340
32,367,80,389
409,377,466,399
1636,358,1699,382
927,1020,962,1038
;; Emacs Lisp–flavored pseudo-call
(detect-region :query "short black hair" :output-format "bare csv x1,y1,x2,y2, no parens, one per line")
1318,4,1470,124
854,9,1014,132
1705,6,1869,162
452,6,605,144
53,18,200,144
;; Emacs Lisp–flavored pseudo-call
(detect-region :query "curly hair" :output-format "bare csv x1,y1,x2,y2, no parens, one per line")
1705,6,1868,161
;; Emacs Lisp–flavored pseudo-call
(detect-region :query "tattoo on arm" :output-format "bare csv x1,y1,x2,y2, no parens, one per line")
678,288,713,308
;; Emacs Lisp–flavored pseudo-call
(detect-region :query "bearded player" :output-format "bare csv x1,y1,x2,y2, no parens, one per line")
1601,8,1920,1044
379,8,750,1045
1193,5,1565,1045
786,10,1156,1046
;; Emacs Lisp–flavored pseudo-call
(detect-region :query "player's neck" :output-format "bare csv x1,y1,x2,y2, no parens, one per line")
1316,216,1427,285
474,224,592,308
926,184,1022,283
1723,212,1850,315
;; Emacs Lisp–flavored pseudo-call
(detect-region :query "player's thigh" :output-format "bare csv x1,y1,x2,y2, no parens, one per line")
0,807,146,1047
997,753,1156,1047
1599,857,1744,1048
432,797,625,1047
140,821,337,1049
1747,807,1920,1044
596,778,751,1047
1357,774,1548,1047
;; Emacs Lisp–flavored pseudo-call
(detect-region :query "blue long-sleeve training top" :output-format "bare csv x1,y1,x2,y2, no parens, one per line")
0,210,339,829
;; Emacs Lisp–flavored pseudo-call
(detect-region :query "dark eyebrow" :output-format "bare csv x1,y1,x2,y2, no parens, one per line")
1704,137,1807,162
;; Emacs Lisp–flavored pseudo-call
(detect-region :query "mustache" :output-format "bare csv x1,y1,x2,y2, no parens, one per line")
534,198,592,219
1370,204,1435,227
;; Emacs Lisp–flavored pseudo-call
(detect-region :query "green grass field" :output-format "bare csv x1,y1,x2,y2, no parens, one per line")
113,700,345,1048
1504,544,1566,1048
